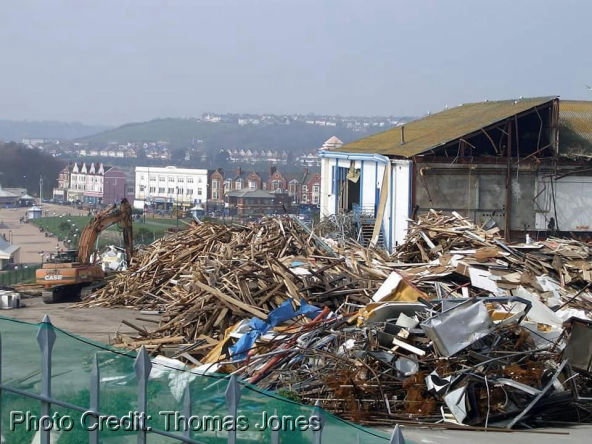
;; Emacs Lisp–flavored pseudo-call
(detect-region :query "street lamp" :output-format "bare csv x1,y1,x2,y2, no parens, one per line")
176,187,180,228
144,195,150,223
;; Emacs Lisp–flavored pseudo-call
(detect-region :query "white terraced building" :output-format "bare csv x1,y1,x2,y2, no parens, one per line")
134,166,208,210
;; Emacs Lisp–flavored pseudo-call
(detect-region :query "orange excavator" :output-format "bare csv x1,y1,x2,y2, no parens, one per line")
36,199,133,303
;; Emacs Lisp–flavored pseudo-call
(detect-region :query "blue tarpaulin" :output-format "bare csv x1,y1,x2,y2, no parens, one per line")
249,317,271,334
228,330,261,360
229,299,322,361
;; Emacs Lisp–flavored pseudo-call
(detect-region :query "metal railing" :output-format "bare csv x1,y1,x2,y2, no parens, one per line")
0,315,405,443
351,204,387,248
352,203,376,219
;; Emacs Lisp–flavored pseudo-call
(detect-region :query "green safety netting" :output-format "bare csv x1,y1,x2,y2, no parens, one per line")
0,316,393,443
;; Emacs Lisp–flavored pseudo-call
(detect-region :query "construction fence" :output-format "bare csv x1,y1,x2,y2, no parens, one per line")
0,265,41,287
0,316,400,444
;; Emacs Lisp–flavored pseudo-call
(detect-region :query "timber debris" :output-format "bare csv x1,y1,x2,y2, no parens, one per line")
80,212,592,428
78,217,389,349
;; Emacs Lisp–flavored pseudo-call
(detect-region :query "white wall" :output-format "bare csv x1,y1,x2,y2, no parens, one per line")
320,157,336,218
361,160,378,210
388,160,413,248
320,154,412,251
135,166,208,207
535,175,592,231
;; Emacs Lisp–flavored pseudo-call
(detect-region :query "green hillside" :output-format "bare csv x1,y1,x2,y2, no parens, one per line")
80,118,393,151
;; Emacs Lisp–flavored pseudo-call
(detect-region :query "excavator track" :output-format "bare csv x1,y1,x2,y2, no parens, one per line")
80,280,107,299
42,280,108,304
42,283,84,304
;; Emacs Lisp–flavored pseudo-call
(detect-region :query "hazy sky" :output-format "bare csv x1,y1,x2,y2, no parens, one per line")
1,0,591,125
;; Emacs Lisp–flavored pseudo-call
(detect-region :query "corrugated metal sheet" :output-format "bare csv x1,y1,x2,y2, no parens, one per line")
334,97,556,158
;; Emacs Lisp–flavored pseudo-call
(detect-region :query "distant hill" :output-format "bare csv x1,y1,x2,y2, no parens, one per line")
0,120,110,142
79,118,400,151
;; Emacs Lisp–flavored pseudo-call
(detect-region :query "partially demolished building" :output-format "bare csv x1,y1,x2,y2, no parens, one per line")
320,97,592,251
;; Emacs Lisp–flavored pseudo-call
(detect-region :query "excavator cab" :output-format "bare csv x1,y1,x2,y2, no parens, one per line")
48,250,78,263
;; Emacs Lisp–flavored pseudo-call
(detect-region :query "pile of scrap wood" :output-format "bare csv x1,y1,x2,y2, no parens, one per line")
80,211,592,429
394,210,592,315
78,216,392,356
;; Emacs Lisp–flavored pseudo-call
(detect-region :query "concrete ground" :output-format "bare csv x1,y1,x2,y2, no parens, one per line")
396,424,590,443
0,203,87,263
0,295,159,344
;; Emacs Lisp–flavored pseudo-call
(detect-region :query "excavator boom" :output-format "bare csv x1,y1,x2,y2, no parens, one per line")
77,203,133,264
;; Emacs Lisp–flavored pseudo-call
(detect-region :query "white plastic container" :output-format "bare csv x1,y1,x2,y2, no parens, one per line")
0,290,21,309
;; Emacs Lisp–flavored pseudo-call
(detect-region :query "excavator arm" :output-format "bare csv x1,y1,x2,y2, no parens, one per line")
77,201,133,264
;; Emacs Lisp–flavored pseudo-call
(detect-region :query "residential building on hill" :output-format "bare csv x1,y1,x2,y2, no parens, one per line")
226,149,289,165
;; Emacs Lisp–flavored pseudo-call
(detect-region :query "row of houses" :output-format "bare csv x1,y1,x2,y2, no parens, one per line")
53,162,135,206
77,147,172,160
209,166,321,208
79,147,138,158
320,97,592,251
133,165,320,215
52,162,321,216
224,137,342,167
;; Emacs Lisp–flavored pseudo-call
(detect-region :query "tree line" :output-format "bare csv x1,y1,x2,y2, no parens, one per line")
0,142,65,196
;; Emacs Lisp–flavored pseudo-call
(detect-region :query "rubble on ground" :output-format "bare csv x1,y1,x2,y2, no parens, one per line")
79,212,592,429
78,217,390,349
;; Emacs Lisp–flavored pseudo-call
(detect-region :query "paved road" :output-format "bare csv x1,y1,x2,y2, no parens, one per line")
1,295,159,344
0,203,86,263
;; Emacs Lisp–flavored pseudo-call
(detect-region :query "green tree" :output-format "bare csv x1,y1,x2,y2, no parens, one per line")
0,142,65,195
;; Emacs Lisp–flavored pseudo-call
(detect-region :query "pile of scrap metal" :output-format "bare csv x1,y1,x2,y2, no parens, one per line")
196,211,592,428
99,245,128,272
200,279,592,428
